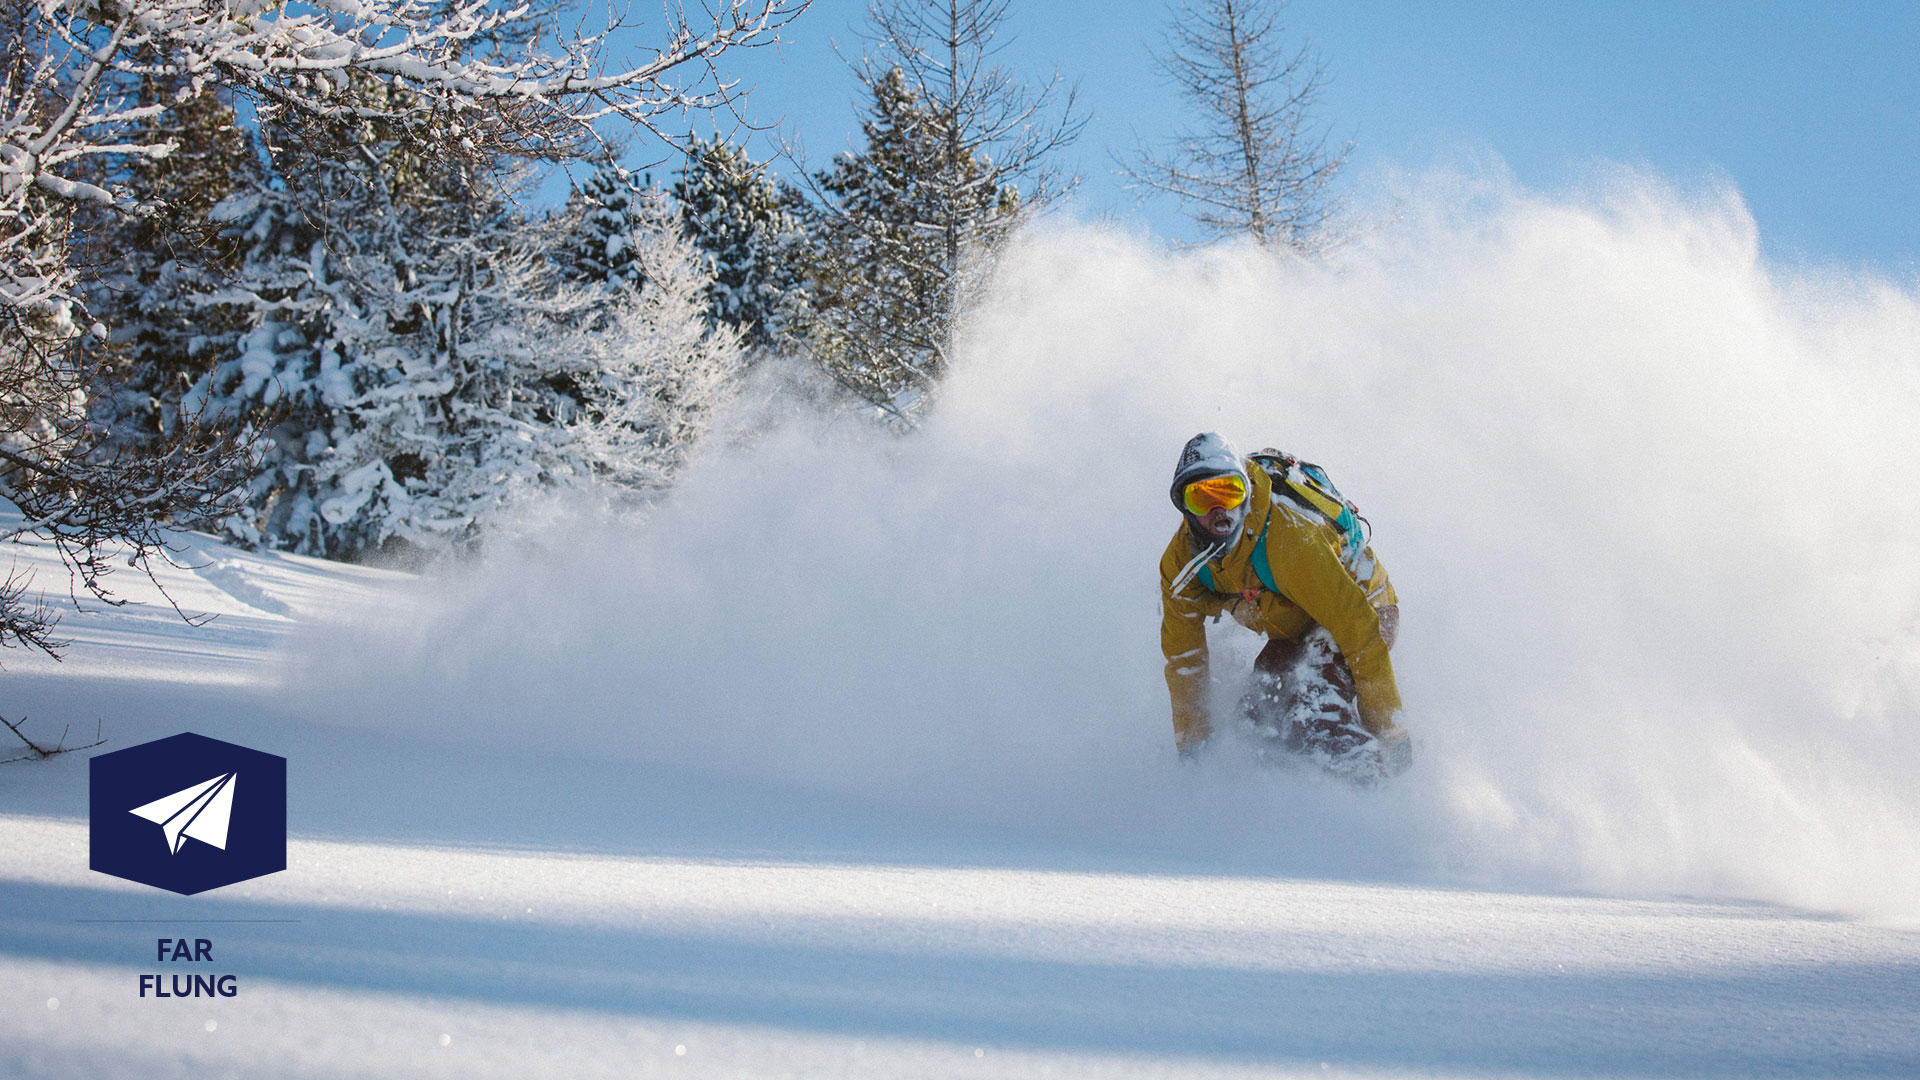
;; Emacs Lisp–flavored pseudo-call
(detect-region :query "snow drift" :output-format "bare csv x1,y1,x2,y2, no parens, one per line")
287,165,1920,923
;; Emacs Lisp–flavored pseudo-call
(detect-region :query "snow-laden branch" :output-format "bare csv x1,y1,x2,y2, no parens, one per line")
0,0,804,654
4,0,807,311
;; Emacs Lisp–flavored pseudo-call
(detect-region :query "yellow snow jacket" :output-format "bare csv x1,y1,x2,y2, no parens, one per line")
1158,458,1401,750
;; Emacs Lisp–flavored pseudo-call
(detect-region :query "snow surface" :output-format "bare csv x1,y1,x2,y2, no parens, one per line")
6,173,1920,1077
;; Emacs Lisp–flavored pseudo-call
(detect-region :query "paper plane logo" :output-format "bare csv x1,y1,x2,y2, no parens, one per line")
131,772,237,855
91,734,285,895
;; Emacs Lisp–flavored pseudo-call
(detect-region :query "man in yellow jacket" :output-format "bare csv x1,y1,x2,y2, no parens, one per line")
1158,433,1410,780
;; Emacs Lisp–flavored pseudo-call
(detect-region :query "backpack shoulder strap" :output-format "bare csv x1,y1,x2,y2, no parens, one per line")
1251,527,1278,594
1193,523,1277,596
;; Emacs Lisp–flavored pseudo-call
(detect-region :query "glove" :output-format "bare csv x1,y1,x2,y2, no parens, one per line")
1375,603,1400,650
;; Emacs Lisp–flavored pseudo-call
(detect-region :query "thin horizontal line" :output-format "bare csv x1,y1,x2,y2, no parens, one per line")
73,919,303,924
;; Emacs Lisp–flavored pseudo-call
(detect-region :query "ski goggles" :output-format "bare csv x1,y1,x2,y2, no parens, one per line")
1181,474,1247,516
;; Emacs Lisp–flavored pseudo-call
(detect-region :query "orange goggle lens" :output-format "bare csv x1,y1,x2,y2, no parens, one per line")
1182,474,1247,516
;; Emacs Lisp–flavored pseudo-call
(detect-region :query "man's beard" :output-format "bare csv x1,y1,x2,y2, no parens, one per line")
1185,504,1246,554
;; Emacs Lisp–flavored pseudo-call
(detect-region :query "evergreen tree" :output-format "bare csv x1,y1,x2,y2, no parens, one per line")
798,0,1083,424
558,159,650,290
803,68,1016,421
0,0,801,651
672,136,809,352
855,0,1082,281
184,113,742,559
185,120,607,558
568,190,746,492
85,76,262,453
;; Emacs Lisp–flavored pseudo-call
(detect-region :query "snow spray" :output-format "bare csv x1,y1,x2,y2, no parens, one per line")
289,164,1920,924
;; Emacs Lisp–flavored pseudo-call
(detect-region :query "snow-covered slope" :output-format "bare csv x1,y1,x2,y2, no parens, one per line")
4,522,1918,1078
5,175,1920,1078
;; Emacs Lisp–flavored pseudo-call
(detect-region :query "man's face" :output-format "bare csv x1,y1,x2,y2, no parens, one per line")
1181,472,1248,543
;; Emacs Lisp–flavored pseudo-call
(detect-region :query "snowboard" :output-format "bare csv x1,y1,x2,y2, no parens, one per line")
1236,627,1412,786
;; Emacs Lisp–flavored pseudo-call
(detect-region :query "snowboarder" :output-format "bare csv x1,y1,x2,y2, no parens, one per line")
1158,433,1411,782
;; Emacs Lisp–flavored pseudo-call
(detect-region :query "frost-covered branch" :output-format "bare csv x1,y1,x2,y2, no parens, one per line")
0,382,254,656
0,0,802,648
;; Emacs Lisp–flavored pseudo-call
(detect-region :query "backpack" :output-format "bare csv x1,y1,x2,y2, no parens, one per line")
1192,450,1372,596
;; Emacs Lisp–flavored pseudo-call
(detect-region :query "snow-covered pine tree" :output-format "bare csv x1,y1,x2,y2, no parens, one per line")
0,0,801,651
801,67,1021,423
558,159,650,291
568,189,745,493
798,0,1081,426
187,113,609,559
672,136,809,353
85,77,261,453
853,0,1082,284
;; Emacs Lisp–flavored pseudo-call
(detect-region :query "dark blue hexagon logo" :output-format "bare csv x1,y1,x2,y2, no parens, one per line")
90,733,286,895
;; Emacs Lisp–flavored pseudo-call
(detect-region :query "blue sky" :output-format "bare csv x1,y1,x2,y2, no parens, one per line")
618,0,1918,274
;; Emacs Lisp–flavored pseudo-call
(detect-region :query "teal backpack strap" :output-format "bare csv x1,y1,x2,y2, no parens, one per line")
1251,523,1278,594
1196,519,1276,597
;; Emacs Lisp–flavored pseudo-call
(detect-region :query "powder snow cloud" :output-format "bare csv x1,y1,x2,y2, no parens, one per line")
288,163,1920,924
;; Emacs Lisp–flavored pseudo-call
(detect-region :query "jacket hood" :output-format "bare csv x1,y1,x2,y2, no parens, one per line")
1168,432,1248,512
1169,432,1252,559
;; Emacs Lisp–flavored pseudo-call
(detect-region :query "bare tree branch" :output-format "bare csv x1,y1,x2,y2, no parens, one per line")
0,713,103,763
